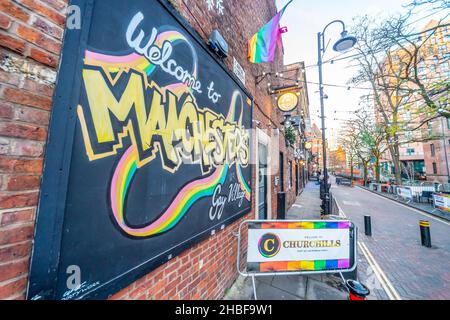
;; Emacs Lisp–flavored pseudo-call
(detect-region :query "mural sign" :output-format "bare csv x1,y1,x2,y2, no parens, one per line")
243,221,356,274
28,0,252,300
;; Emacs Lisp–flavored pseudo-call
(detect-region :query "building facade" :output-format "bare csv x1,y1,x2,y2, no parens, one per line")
421,20,450,184
377,20,449,183
0,0,310,300
423,117,450,184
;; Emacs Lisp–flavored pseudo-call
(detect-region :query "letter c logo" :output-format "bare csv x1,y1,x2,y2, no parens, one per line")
258,233,281,258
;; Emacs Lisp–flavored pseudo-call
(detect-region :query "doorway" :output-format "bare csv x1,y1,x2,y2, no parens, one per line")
258,143,268,219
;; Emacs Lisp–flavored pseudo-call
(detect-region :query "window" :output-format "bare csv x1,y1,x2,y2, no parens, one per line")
445,34,450,42
431,64,436,73
433,162,438,174
439,44,447,53
448,118,450,130
406,148,415,156
442,62,449,71
431,144,435,157
428,122,433,136
431,37,437,45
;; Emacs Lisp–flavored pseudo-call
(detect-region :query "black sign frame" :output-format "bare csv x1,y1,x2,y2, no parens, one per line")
27,0,253,300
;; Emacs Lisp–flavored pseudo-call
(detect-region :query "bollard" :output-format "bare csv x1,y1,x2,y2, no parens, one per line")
419,220,432,248
346,279,370,300
364,216,372,236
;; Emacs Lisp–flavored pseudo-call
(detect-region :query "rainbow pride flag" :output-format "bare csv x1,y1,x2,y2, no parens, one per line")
248,0,292,64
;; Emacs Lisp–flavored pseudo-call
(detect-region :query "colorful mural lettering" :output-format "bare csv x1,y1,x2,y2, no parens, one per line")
28,0,252,300
77,15,251,236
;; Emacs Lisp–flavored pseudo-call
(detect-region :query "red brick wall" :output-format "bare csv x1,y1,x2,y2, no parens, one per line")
0,0,299,300
109,215,249,300
423,118,450,184
0,0,67,300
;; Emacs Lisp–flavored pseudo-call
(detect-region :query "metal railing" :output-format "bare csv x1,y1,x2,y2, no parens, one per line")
330,192,340,216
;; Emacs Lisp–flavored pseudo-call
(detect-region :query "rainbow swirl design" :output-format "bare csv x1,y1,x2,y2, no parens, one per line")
236,165,251,201
85,30,198,95
109,91,250,237
111,146,229,237
226,92,251,201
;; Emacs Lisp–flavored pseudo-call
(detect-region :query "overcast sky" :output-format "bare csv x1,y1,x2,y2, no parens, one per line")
277,0,444,149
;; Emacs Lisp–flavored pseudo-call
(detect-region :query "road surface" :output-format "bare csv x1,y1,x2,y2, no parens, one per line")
331,180,450,300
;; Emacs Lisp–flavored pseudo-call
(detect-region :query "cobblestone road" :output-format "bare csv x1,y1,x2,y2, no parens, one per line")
331,181,450,300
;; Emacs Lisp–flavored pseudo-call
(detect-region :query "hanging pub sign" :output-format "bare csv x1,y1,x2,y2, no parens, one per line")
28,0,252,300
277,92,299,112
241,220,356,275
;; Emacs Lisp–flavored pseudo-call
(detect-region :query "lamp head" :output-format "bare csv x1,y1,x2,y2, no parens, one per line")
333,30,357,52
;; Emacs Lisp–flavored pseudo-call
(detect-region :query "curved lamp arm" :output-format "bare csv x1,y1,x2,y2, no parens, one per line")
320,20,347,55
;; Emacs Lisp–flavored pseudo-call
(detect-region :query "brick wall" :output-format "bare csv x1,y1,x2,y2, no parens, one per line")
0,0,299,300
0,0,67,300
423,117,450,184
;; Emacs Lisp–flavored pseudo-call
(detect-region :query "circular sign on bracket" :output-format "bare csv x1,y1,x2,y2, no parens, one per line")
277,92,299,112
305,142,313,150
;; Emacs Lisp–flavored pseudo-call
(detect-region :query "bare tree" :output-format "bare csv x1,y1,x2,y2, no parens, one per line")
407,0,450,11
401,161,416,183
349,5,449,184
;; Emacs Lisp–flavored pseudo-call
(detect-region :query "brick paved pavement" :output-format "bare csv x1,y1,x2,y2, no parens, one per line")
331,180,450,300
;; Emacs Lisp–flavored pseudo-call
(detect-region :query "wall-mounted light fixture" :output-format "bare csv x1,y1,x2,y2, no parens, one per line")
208,30,228,58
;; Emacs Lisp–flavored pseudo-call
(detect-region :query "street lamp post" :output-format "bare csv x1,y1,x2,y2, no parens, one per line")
317,20,357,215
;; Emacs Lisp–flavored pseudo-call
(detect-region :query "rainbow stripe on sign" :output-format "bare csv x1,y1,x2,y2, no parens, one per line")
258,221,350,230
258,259,351,272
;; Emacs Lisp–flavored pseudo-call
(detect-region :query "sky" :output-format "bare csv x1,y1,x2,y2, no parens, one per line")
276,0,442,149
